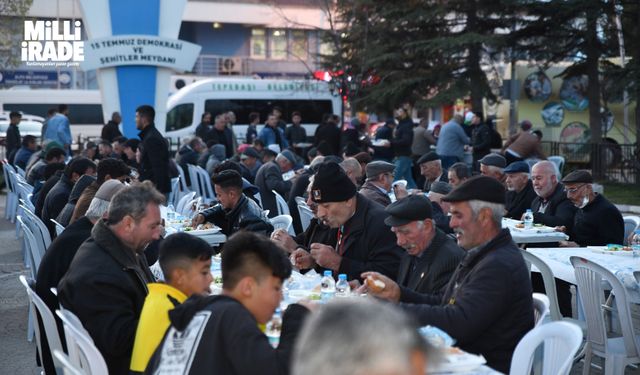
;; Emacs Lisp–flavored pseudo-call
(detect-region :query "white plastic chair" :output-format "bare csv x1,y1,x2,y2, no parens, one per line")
3,163,19,222
195,165,215,201
294,196,307,206
176,164,190,193
533,293,550,327
270,214,293,234
509,321,583,375
168,176,181,208
570,256,640,375
298,204,314,232
19,275,64,372
622,216,640,245
272,190,290,216
50,219,65,237
52,350,84,375
56,309,109,375
548,156,565,178
15,164,26,178
175,191,196,216
20,204,52,251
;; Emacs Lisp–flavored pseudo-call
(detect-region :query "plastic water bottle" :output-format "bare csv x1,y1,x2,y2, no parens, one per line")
167,203,176,220
631,229,640,257
523,209,534,229
335,274,351,298
320,270,336,302
265,308,282,348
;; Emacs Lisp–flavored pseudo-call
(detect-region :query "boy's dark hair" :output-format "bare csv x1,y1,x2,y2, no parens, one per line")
58,104,68,113
45,147,65,161
213,160,242,175
43,162,65,180
47,108,57,116
201,112,211,121
97,157,131,184
211,170,242,191
9,111,22,120
159,233,213,283
291,111,301,118
136,105,155,122
64,157,96,179
123,138,140,152
221,231,292,289
99,140,112,147
252,139,264,148
22,135,36,147
113,136,128,144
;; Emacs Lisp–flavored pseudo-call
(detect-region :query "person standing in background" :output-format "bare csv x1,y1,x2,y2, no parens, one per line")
137,105,171,195
45,105,73,155
6,111,22,163
101,112,123,143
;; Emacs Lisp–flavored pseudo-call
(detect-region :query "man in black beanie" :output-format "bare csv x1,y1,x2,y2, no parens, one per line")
291,161,403,281
362,175,533,374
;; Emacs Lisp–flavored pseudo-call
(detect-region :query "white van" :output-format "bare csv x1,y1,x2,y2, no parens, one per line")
163,77,342,143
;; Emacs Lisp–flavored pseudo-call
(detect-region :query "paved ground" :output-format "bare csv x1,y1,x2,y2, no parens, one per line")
0,191,637,374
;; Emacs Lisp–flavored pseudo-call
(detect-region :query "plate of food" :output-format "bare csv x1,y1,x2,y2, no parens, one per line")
184,223,222,235
589,245,635,256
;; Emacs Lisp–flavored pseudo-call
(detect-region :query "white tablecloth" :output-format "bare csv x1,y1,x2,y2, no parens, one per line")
502,218,569,244
527,247,640,304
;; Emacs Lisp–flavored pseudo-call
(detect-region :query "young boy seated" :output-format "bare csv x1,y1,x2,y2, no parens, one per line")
130,233,214,374
144,231,310,375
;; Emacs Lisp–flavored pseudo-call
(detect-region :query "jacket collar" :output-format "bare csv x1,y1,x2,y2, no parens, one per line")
460,229,513,269
138,123,156,139
340,194,369,249
226,194,248,218
91,219,143,268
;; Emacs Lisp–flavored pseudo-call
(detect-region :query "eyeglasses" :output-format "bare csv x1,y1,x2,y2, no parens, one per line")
564,184,586,194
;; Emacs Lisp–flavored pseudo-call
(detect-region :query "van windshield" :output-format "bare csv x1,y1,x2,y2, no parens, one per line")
204,99,332,124
166,103,194,132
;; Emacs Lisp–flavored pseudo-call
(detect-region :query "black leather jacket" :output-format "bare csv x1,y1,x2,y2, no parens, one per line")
201,194,273,236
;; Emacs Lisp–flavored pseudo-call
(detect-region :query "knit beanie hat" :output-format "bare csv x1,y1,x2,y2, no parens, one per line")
311,162,357,203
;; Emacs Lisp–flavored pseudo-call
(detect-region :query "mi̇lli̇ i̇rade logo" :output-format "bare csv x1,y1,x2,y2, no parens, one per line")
21,20,84,67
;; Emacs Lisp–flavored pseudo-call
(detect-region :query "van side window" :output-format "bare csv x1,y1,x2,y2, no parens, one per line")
166,103,194,132
204,99,331,124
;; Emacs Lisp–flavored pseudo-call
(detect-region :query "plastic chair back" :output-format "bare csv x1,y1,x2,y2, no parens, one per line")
272,190,290,216
509,321,583,375
532,293,550,327
196,165,215,201
20,275,64,371
548,156,565,178
521,250,563,321
570,256,640,359
52,350,84,375
270,214,293,233
298,204,314,232
17,216,43,276
623,216,640,245
176,164,190,193
187,164,202,196
18,274,36,342
15,165,26,178
56,309,109,375
176,191,196,216
634,271,640,284
50,219,65,237
20,204,52,250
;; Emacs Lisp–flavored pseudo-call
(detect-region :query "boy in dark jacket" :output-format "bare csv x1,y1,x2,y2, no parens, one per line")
145,231,310,375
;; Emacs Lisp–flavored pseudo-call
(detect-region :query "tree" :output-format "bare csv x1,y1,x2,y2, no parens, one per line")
325,0,517,113
0,0,33,69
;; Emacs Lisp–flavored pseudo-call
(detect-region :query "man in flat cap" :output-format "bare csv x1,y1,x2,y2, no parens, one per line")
254,149,296,218
363,175,533,374
291,162,403,281
383,195,464,295
417,151,448,192
504,161,537,220
479,153,506,185
239,147,261,183
559,170,624,247
359,160,395,207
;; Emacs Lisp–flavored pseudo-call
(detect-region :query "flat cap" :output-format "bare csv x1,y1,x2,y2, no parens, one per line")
561,169,593,184
366,160,395,179
384,194,433,227
241,147,260,159
479,153,506,168
442,175,506,204
429,181,452,195
95,179,125,202
504,161,530,174
417,151,440,165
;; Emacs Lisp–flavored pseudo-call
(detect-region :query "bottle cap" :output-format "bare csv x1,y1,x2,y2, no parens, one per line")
338,274,347,280
323,270,332,277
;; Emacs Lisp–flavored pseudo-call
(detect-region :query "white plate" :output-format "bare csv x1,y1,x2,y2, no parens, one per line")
392,180,407,188
429,351,486,373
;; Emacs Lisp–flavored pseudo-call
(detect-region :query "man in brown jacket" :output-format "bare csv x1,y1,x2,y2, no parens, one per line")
502,120,546,165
